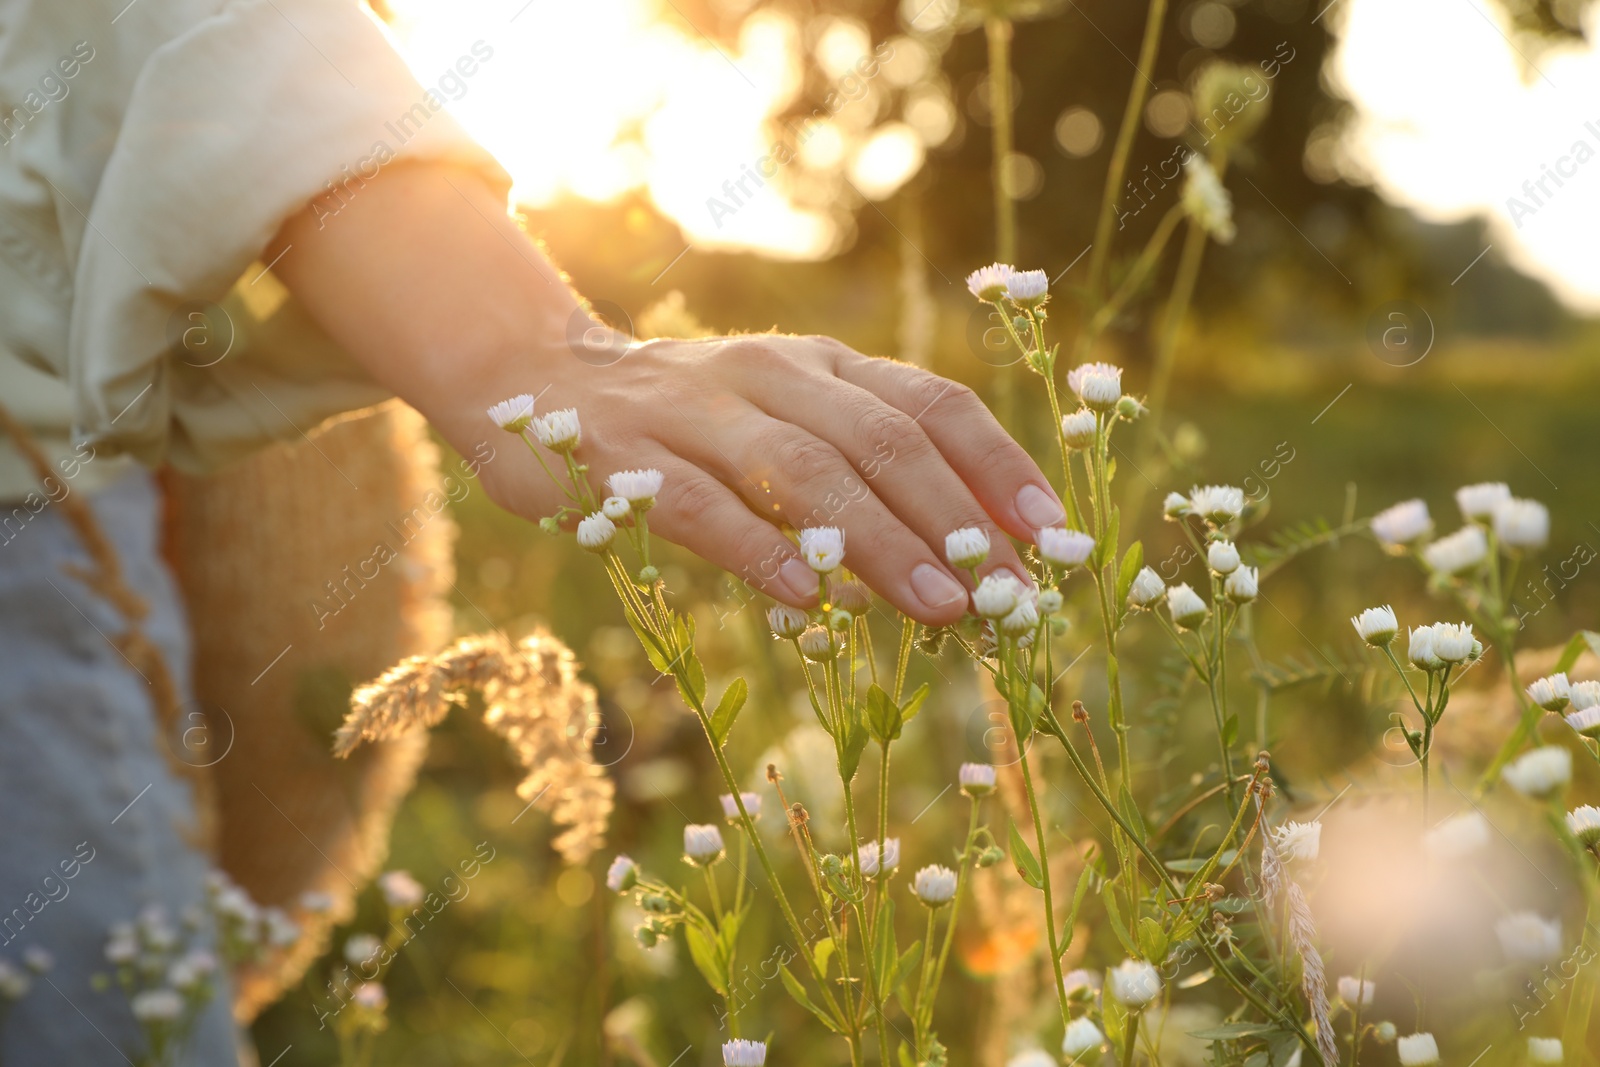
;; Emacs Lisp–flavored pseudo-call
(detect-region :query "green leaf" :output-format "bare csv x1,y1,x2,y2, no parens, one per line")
625,607,673,673
866,683,901,743
1057,862,1097,959
1009,820,1044,890
812,937,836,978
1188,1022,1279,1040
1555,630,1600,673
873,900,899,999
779,965,842,1033
709,678,748,747
1116,541,1144,610
839,720,872,782
1100,881,1141,958
900,682,931,725
1096,508,1120,573
684,923,727,995
1118,783,1148,838
893,941,923,1003
1137,916,1169,964
1223,714,1239,748
897,1042,918,1067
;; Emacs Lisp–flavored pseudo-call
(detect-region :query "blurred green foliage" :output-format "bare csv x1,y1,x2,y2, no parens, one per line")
254,1,1600,1063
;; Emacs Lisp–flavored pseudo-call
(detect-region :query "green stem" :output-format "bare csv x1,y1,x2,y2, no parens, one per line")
1018,740,1073,1033
986,18,1016,265
1121,1009,1142,1067
1086,0,1170,302
921,800,983,1035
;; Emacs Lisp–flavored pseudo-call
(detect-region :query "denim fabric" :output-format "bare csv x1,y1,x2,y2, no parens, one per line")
0,469,239,1065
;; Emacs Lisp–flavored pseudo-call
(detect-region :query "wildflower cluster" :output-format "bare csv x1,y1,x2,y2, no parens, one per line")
482,250,1600,1067
93,870,296,1067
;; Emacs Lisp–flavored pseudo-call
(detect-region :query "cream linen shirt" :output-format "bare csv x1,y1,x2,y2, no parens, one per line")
0,0,509,502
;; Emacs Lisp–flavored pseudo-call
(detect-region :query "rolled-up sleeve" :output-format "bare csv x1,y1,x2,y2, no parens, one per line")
68,0,510,472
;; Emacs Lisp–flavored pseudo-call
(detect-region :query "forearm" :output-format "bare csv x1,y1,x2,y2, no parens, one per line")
266,161,578,461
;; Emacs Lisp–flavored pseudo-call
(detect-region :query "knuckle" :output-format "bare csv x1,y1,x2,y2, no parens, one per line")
723,336,788,370
662,477,724,524
767,432,840,485
857,404,930,463
903,370,974,417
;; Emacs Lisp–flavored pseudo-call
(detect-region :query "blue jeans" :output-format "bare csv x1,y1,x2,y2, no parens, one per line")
0,470,239,1065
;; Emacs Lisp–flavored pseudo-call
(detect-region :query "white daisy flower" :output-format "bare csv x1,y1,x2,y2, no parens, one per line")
1351,605,1399,647
1372,499,1433,548
1423,526,1489,575
1188,484,1245,525
486,394,536,433
1166,583,1210,630
607,468,665,508
972,572,1024,619
1062,1016,1106,1058
1066,362,1123,411
377,870,424,909
945,527,991,569
1495,911,1563,964
1565,804,1600,849
1397,1033,1440,1067
576,512,616,552
1207,539,1240,574
1162,491,1193,519
1423,811,1491,860
1005,269,1049,306
1127,567,1165,607
959,763,997,796
767,604,808,639
606,855,638,892
1061,409,1097,449
1336,975,1375,1007
1407,626,1443,671
130,988,185,1023
683,824,726,865
1528,1037,1563,1065
1109,959,1162,1007
800,526,846,573
352,982,387,1010
1225,565,1258,603
723,1040,768,1067
798,626,838,662
965,263,1014,301
859,838,901,878
1430,621,1475,663
1455,481,1511,521
1037,527,1095,568
1565,706,1600,737
912,864,958,905
1494,498,1550,549
531,407,581,452
1527,673,1571,711
1571,680,1600,711
1501,746,1572,797
720,792,762,822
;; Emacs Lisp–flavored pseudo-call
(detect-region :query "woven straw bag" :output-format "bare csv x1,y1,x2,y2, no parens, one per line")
164,400,450,1021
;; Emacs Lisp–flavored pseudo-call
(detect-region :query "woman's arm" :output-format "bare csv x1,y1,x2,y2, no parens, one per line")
267,161,1064,626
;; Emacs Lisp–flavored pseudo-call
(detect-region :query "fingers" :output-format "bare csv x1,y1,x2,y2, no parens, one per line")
691,409,975,626
832,351,1067,541
640,456,820,607
734,360,1032,586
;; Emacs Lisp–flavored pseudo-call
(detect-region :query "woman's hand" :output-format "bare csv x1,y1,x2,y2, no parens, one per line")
270,164,1061,625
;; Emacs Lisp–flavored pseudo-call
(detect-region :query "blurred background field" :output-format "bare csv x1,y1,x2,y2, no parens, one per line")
254,0,1600,1063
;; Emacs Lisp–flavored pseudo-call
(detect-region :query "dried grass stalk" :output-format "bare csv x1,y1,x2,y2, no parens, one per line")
335,628,613,862
1258,801,1337,1067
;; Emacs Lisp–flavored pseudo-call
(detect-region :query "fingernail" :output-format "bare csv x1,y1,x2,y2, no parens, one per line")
1015,483,1065,528
779,556,818,601
910,563,967,609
